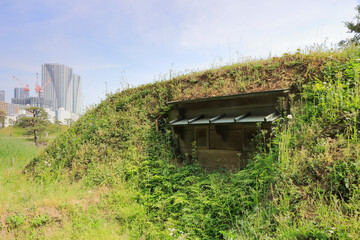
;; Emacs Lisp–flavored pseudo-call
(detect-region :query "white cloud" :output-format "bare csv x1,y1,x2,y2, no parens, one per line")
175,0,357,50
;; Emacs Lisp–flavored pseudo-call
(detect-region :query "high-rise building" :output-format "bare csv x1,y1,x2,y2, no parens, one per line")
14,87,29,99
0,90,4,102
42,64,82,115
11,97,52,109
72,74,82,115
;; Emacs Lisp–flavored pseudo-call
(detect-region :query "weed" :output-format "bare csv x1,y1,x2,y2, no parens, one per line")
6,212,26,229
31,214,50,227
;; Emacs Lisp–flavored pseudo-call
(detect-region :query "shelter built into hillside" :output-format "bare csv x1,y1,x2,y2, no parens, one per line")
167,89,291,170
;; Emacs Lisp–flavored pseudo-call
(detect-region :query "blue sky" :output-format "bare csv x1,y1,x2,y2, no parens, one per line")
0,0,358,111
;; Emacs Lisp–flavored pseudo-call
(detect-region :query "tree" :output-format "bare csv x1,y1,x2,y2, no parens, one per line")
0,110,4,128
54,120,63,133
65,118,75,126
339,5,360,46
17,107,50,146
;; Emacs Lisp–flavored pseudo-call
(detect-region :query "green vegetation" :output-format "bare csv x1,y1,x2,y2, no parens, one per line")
2,46,360,238
0,110,4,128
0,124,69,138
0,135,103,239
0,137,39,171
17,107,51,146
340,5,360,46
0,125,26,137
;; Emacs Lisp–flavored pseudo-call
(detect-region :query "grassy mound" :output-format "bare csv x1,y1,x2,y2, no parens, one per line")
21,46,360,239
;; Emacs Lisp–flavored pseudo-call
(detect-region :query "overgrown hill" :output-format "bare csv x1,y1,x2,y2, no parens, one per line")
24,47,360,239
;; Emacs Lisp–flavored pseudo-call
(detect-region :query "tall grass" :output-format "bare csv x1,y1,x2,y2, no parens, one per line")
228,48,360,239
0,136,145,239
0,137,38,171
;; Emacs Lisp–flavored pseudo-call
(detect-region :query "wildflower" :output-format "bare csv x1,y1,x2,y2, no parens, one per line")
169,228,176,236
287,114,293,119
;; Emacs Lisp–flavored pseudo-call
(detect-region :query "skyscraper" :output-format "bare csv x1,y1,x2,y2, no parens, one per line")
0,90,4,102
42,64,82,115
14,87,29,98
72,74,82,115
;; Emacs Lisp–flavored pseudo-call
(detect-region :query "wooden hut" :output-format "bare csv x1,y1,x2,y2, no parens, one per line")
167,89,291,170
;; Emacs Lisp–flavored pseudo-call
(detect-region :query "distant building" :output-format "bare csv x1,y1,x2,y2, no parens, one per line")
42,64,82,115
11,97,52,109
0,64,82,127
14,87,29,99
55,107,78,125
44,108,56,123
7,103,25,116
0,101,6,115
0,90,4,102
0,101,25,117
72,74,82,115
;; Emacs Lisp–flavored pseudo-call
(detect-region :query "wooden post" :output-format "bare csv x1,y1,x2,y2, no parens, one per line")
155,119,159,132
155,115,163,132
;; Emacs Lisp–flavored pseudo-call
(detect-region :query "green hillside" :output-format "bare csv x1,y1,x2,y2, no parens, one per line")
4,46,360,239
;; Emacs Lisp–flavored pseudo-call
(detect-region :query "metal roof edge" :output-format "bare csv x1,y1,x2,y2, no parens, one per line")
170,114,280,126
166,88,291,105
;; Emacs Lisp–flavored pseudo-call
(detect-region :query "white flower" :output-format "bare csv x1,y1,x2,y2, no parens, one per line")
169,228,176,235
287,114,293,119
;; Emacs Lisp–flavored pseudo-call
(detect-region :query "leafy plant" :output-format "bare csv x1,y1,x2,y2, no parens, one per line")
6,212,25,229
31,214,50,227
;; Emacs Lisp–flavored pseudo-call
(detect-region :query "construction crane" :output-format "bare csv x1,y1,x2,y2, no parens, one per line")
12,76,30,92
35,73,51,97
